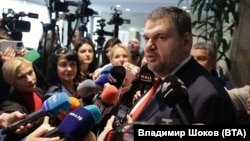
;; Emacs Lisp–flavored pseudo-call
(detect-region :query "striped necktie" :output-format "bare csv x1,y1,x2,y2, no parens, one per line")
131,77,162,121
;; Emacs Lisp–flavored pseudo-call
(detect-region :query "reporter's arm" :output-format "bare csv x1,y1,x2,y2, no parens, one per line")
22,116,60,141
97,115,115,141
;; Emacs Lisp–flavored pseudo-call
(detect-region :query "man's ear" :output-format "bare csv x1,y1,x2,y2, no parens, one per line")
183,32,193,53
183,32,193,48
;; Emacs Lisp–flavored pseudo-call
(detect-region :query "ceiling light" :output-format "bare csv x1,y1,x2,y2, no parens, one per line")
129,27,136,31
182,6,187,10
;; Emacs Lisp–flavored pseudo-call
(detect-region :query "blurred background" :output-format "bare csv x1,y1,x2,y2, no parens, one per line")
0,0,190,53
1,0,250,87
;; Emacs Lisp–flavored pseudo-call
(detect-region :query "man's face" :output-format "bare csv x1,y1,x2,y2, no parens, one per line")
72,31,80,46
128,38,140,53
190,48,215,73
143,18,191,77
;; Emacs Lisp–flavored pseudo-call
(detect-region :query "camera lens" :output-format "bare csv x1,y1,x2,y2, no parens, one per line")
17,42,23,47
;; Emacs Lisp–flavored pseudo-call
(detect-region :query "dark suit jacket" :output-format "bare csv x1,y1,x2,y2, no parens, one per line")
132,57,236,125
0,87,44,113
0,87,45,141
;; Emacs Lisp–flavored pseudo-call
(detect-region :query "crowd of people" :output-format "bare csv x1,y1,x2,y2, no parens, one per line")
0,5,249,141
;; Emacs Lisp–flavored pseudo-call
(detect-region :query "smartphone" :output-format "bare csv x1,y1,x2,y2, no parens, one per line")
113,105,130,128
0,40,24,52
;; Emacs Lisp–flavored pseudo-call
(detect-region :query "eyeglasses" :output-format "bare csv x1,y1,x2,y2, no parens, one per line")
54,47,75,55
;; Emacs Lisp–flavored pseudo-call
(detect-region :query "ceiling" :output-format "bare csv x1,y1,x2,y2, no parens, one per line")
25,0,190,14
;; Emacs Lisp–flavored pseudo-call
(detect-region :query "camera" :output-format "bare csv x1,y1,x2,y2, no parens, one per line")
1,8,38,32
108,7,123,25
108,7,131,26
113,105,130,129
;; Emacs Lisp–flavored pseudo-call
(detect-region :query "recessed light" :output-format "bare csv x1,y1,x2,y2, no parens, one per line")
116,5,121,8
182,6,187,9
126,8,130,11
129,27,136,31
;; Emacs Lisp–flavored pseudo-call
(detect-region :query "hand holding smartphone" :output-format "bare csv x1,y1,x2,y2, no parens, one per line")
113,105,130,128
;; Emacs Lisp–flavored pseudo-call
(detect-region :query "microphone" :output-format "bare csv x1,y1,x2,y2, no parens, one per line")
108,66,126,89
93,85,119,115
2,92,71,133
138,64,155,94
27,12,39,19
57,96,81,120
77,79,98,98
95,66,126,90
161,75,194,125
18,12,39,19
42,105,101,141
95,74,109,89
100,64,113,75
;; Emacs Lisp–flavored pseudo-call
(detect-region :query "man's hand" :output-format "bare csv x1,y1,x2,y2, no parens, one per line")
0,111,26,128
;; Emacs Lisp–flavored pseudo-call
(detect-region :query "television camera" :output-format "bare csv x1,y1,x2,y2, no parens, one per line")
95,19,113,50
107,7,130,38
1,8,38,33
108,7,130,26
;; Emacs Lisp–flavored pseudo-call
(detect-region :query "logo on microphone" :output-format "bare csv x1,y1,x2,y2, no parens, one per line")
140,72,153,83
108,74,117,83
69,112,83,121
49,93,60,103
161,81,172,98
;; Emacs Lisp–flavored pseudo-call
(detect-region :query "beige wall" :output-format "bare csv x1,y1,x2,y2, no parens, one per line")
229,0,250,87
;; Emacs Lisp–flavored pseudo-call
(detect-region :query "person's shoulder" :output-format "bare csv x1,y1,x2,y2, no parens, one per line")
0,100,27,113
34,87,45,97
43,85,62,100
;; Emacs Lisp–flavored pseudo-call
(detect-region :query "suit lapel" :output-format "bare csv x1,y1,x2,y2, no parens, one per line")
136,86,166,121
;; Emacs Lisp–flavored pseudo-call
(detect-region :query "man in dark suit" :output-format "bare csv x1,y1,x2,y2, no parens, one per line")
129,6,236,124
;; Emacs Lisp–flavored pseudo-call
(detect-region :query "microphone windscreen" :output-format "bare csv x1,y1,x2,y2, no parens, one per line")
139,63,155,85
58,106,98,141
84,104,102,124
57,96,81,120
77,79,96,97
161,75,189,107
100,85,119,105
3,92,71,133
100,64,113,74
42,92,72,116
95,74,109,89
108,66,126,89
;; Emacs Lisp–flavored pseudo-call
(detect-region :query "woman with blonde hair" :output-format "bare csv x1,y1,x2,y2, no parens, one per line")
109,43,132,65
1,56,45,141
94,43,140,135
